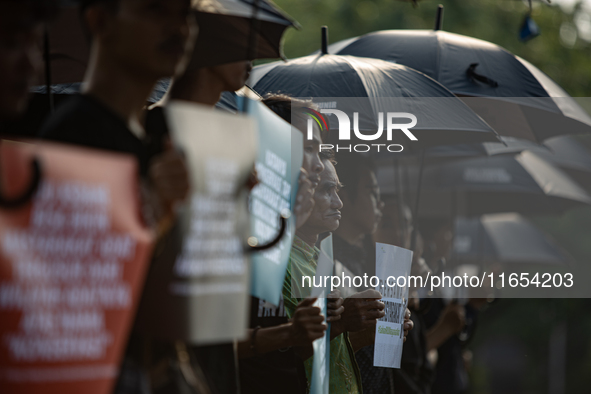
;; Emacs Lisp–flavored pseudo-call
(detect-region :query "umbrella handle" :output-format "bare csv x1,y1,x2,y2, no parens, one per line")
466,63,499,88
434,4,444,31
0,158,42,209
321,26,329,55
244,211,289,253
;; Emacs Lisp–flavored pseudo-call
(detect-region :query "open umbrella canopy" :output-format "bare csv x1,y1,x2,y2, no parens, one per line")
44,0,297,85
535,136,591,192
328,30,549,97
453,213,572,266
192,0,298,68
542,136,591,172
327,29,591,142
421,136,547,163
248,53,499,148
423,136,591,185
418,150,591,216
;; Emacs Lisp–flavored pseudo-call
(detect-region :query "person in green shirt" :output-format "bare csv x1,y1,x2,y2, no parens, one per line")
283,156,389,394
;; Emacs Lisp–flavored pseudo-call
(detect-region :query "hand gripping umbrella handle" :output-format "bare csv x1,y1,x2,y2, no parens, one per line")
244,210,289,253
466,63,499,88
0,158,42,209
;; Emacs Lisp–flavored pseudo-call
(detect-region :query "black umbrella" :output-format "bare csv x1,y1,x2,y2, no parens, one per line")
418,150,591,217
249,28,507,254
385,136,546,220
249,35,504,253
27,0,295,135
42,0,297,90
421,136,547,164
536,136,591,192
248,53,499,149
192,0,298,68
393,136,591,220
453,213,572,266
327,28,591,142
439,135,591,193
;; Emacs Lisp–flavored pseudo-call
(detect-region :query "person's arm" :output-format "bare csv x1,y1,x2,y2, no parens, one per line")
145,137,189,237
327,290,345,340
426,303,465,351
237,324,297,359
237,298,326,359
148,138,189,213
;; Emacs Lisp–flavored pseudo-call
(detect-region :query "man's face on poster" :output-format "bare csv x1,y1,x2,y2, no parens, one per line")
301,159,343,235
295,117,324,189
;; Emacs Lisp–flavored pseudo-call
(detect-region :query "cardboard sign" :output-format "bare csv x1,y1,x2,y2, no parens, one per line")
136,101,257,344
0,140,153,394
238,97,304,306
373,243,413,369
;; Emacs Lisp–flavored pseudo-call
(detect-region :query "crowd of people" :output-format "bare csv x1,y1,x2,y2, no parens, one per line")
0,1,492,394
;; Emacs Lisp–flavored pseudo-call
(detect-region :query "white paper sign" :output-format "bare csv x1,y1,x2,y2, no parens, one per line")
136,101,257,345
373,242,413,369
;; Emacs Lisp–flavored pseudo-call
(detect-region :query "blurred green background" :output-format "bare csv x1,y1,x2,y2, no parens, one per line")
268,0,591,392
273,0,591,97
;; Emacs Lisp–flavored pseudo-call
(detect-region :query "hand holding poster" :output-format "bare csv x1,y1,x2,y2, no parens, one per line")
0,140,153,394
373,243,413,369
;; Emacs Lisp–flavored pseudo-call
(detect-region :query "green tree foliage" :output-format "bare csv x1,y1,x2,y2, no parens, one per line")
273,0,591,96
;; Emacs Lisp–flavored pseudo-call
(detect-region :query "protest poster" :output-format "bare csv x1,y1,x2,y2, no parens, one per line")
237,97,304,306
0,140,153,394
136,101,257,344
373,242,413,369
309,234,334,394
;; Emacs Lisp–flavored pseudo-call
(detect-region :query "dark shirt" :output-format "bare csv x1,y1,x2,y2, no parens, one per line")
1,93,76,139
39,94,156,394
424,299,477,394
238,296,307,394
39,94,151,173
393,307,434,394
39,94,172,394
333,234,373,278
